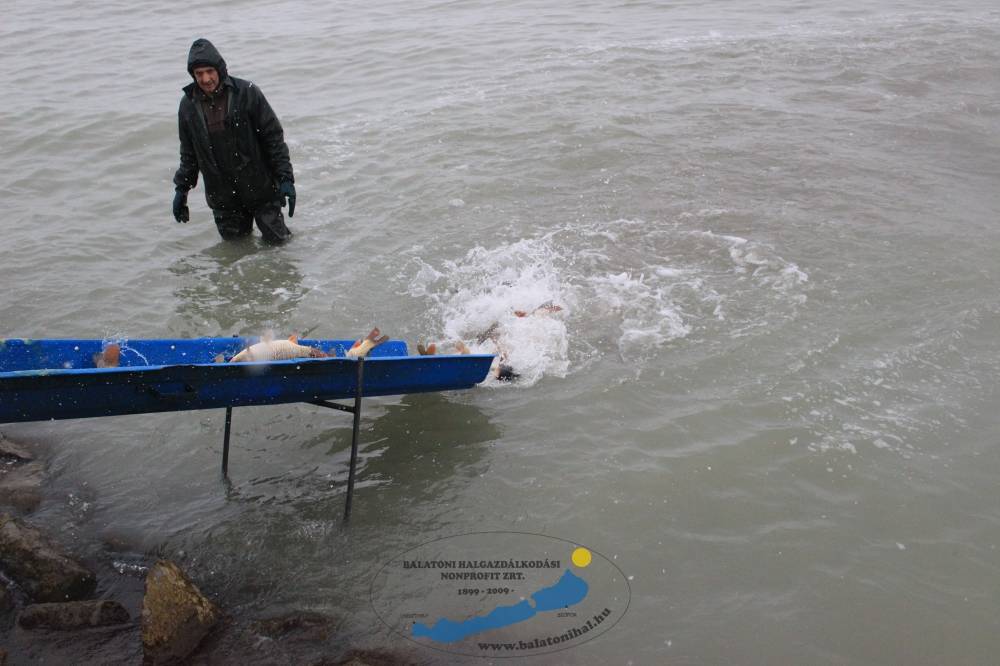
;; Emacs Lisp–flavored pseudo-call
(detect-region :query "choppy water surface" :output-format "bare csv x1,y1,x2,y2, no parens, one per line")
2,1,999,663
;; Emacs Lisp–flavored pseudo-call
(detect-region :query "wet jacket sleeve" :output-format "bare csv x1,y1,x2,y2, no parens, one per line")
173,102,200,191
248,85,294,184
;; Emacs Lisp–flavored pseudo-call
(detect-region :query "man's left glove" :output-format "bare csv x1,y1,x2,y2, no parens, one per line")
172,189,189,223
279,181,296,218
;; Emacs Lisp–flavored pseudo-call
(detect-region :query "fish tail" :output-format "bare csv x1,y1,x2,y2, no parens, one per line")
346,327,389,358
93,343,121,368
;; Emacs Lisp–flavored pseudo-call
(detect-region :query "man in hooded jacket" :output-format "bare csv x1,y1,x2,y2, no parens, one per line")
172,38,296,243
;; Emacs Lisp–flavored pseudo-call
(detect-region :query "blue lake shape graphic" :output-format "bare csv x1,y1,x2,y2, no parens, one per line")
412,569,589,643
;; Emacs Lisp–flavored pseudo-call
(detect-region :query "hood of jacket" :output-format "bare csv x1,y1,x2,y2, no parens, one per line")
186,38,229,81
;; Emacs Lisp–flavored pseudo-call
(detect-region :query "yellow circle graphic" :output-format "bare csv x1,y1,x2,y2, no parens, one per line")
571,547,592,568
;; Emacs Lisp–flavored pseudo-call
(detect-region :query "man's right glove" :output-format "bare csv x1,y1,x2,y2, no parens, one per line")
172,189,190,223
279,181,296,218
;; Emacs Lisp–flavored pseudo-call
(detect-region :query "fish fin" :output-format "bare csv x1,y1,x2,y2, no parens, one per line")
346,331,389,358
454,341,471,355
94,343,121,368
514,303,563,318
289,334,299,343
105,344,120,366
417,343,428,355
427,343,437,355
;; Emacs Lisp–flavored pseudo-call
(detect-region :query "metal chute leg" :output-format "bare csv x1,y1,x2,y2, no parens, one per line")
222,406,232,478
219,359,365,518
343,358,364,521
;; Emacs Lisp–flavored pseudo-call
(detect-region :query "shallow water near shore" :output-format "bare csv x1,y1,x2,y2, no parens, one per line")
2,1,1000,663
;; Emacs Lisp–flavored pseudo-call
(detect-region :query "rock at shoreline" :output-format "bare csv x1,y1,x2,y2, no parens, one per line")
0,433,34,461
141,560,220,665
0,461,46,512
0,513,96,602
0,583,12,613
0,432,43,513
18,599,130,630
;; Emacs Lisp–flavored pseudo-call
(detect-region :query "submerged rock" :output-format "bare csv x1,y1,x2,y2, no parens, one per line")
250,610,340,642
0,513,96,602
141,560,220,665
316,650,420,666
0,461,46,512
17,599,130,630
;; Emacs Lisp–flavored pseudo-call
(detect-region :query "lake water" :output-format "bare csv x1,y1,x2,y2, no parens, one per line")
2,1,999,663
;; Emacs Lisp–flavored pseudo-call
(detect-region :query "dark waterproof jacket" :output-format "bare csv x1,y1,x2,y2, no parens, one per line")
173,39,294,211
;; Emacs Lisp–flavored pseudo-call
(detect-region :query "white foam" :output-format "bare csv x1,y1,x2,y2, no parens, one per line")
403,216,811,380
406,237,572,387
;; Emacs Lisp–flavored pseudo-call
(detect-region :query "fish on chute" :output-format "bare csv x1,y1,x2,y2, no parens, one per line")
93,343,121,368
417,341,469,356
345,328,389,358
229,335,328,363
413,301,565,382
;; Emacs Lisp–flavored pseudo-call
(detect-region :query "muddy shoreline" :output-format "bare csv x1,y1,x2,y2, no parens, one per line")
0,432,422,665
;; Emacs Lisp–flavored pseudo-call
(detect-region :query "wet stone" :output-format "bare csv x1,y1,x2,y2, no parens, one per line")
0,461,46,512
18,599,130,630
0,434,33,462
314,650,420,666
250,610,340,642
0,513,96,603
141,560,221,665
0,583,12,614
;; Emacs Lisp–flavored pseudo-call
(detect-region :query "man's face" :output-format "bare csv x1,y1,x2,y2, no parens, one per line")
193,66,219,95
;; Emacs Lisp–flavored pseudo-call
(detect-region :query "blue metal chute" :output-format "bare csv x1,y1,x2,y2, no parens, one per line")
0,337,494,424
1,336,494,519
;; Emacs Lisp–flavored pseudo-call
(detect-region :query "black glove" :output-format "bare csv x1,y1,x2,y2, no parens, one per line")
172,189,189,223
279,181,296,218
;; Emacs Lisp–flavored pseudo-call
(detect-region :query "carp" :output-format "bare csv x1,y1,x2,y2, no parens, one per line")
346,328,389,358
229,336,328,363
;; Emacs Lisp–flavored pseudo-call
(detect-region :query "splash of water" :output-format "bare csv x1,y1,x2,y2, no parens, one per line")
403,215,811,382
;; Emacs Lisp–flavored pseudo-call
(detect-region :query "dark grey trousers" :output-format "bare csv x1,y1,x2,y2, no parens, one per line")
212,202,291,244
